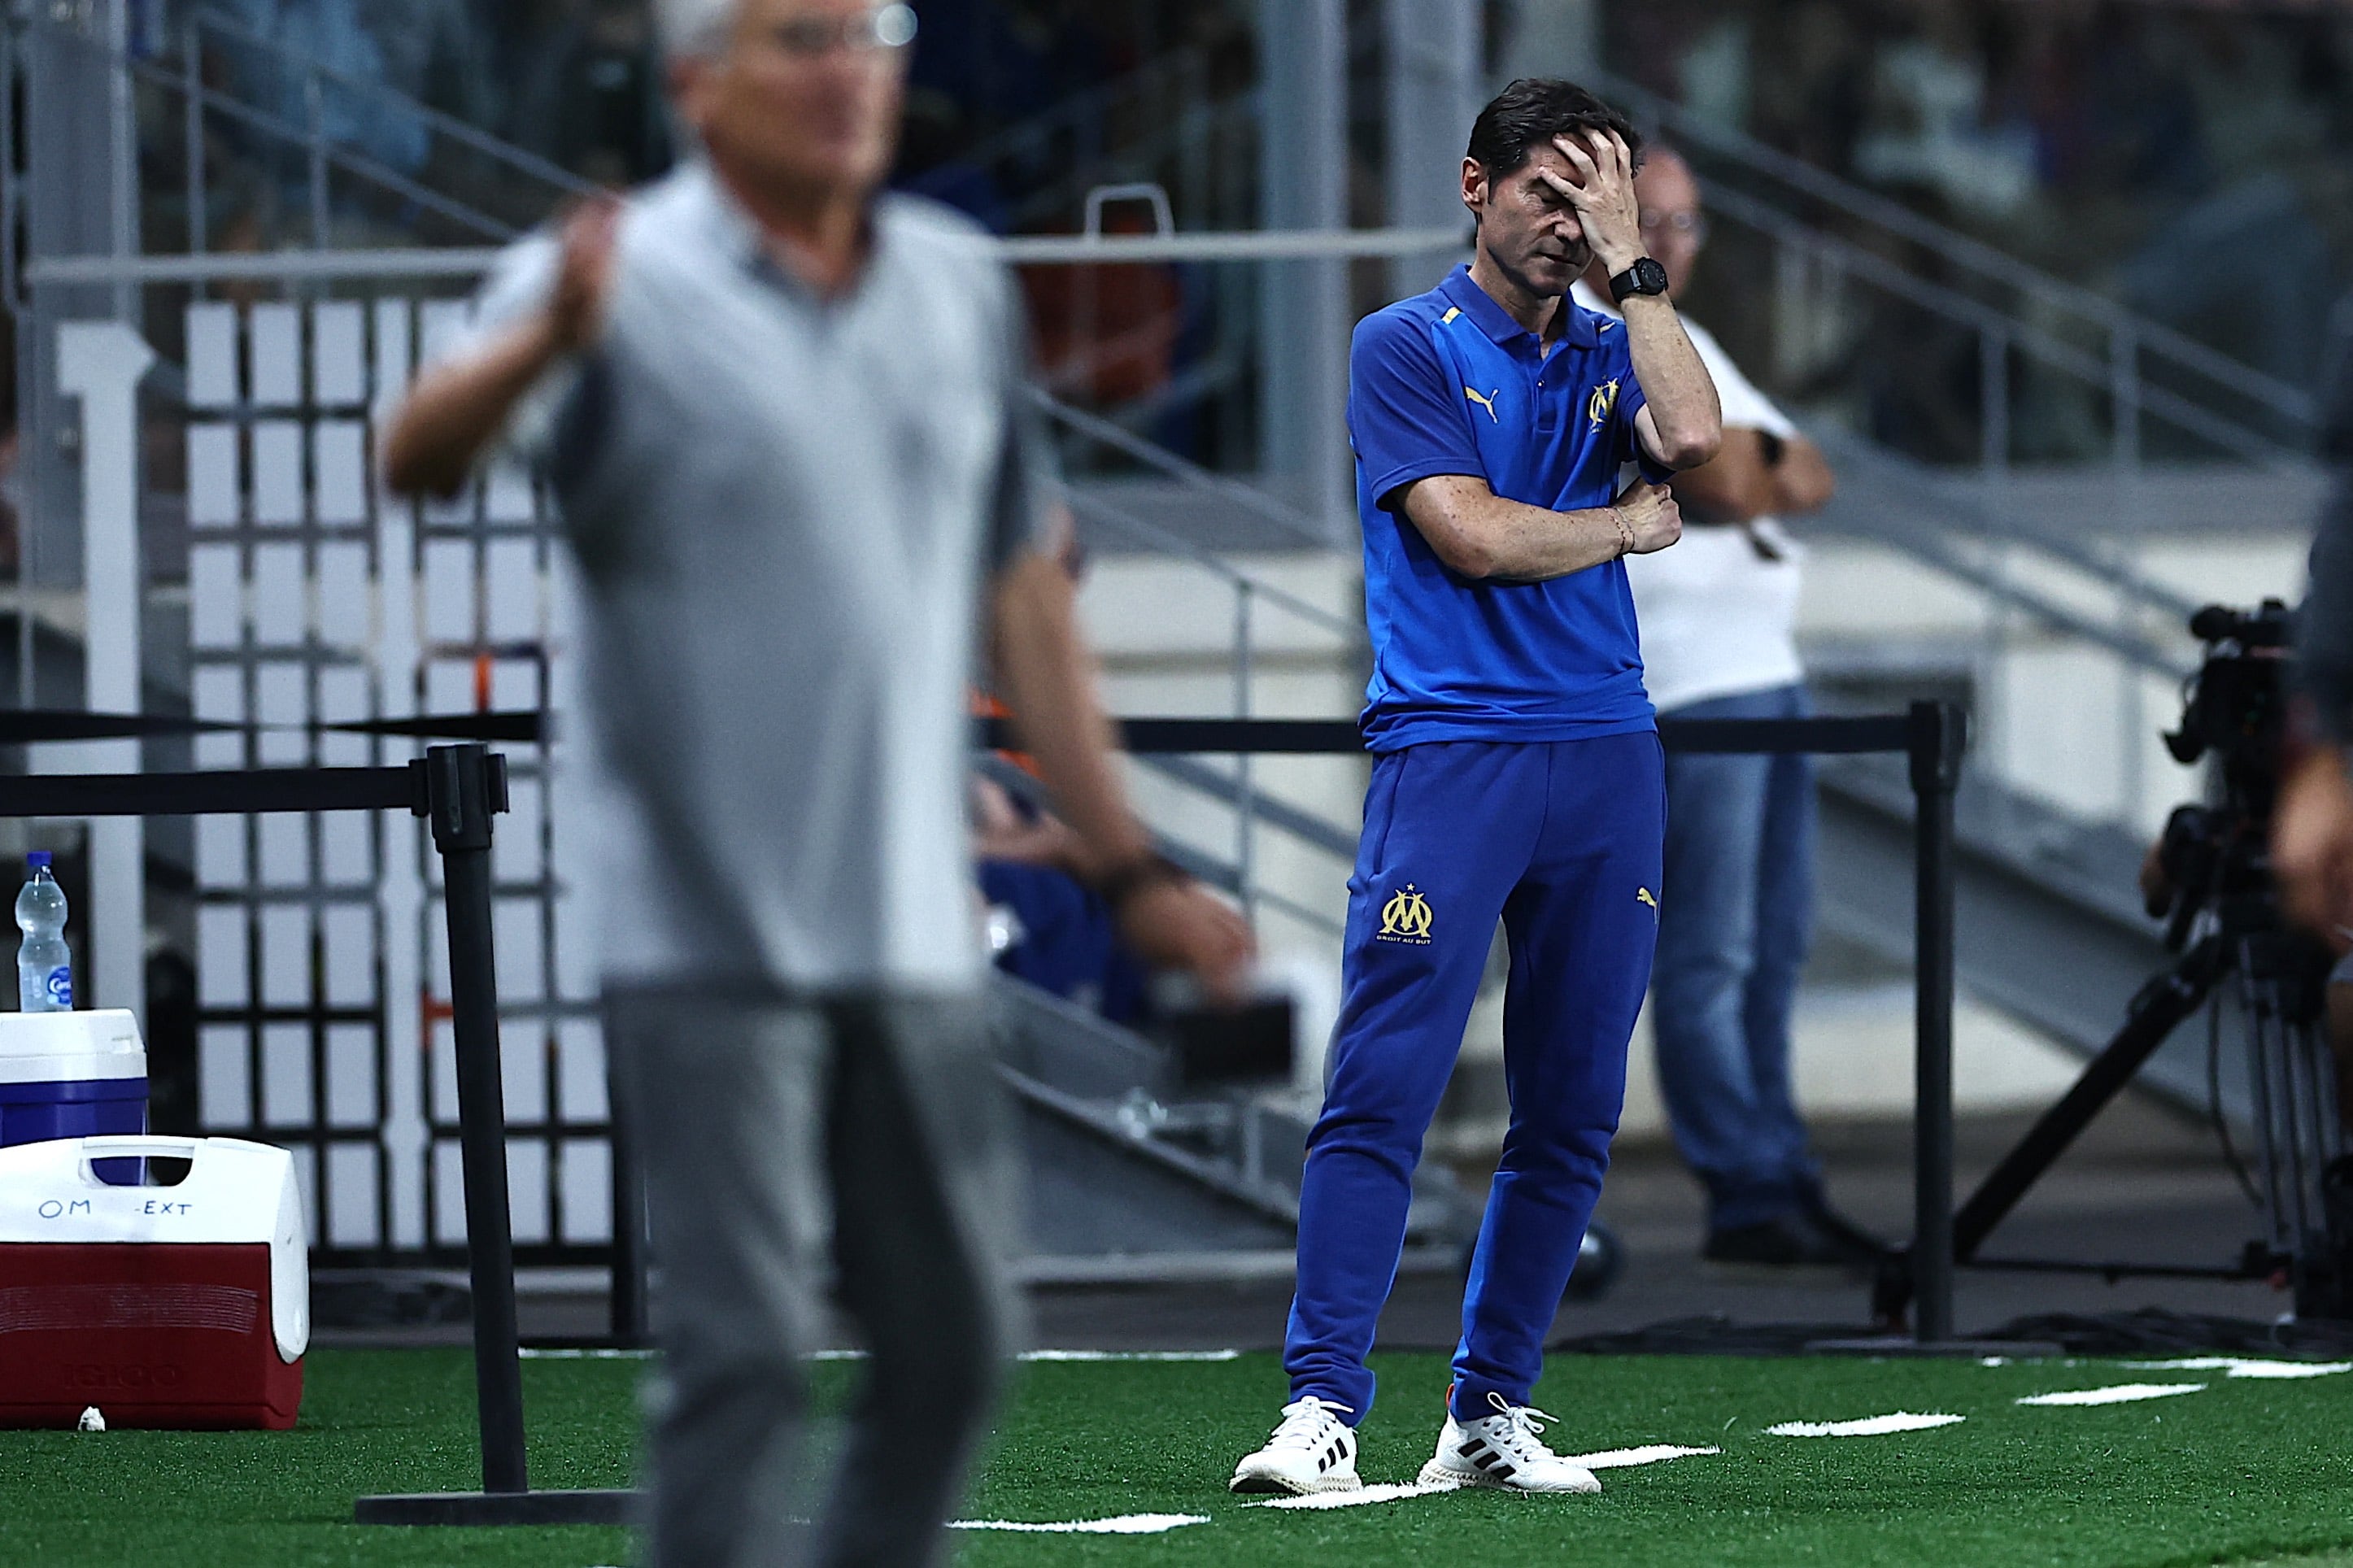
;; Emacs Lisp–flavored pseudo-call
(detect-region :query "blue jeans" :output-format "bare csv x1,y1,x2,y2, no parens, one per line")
1286,734,1663,1422
1653,684,1820,1230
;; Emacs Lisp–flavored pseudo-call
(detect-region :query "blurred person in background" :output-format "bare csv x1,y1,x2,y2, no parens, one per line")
381,1,1253,1562
516,0,676,187
2269,298,2353,1124
1574,148,1880,1270
1231,80,1719,1500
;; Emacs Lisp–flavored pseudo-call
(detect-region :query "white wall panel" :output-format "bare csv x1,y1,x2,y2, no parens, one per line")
262,1022,312,1128
326,1025,377,1128
260,904,310,1005
325,1144,378,1247
251,420,306,525
185,303,242,407
251,543,307,646
312,303,367,406
484,538,537,639
190,546,244,649
312,420,369,525
249,304,303,406
200,1024,251,1129
186,290,590,1261
322,904,374,1004
186,423,241,526
198,904,249,1004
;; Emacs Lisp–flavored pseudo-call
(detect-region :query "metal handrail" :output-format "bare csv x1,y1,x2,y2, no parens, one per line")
1000,88,1259,234
1592,67,2317,432
1700,177,2300,469
128,55,522,242
1061,488,1354,640
908,46,1214,198
1039,390,1334,546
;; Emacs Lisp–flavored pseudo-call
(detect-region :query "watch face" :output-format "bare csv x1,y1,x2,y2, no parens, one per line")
1612,258,1669,301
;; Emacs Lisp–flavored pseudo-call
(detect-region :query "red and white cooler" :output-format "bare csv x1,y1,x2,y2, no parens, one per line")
0,1135,308,1429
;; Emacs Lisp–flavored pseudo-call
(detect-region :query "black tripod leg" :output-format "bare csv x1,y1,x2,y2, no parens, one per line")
1876,936,2220,1323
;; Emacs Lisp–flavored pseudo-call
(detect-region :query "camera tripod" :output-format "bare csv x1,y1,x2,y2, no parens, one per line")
1876,899,2352,1324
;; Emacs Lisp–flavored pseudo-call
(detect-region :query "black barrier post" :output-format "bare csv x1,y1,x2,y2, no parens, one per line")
419,744,528,1495
608,1078,651,1345
1908,700,1967,1344
356,745,635,1527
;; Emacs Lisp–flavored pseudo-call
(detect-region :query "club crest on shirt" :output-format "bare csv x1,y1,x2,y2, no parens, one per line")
1586,377,1621,430
1378,883,1436,944
1463,386,1501,423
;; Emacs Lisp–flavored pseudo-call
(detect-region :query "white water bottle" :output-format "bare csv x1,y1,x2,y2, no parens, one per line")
16,852,72,1013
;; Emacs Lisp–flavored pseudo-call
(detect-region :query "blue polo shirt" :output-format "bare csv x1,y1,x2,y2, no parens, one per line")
1350,264,1657,752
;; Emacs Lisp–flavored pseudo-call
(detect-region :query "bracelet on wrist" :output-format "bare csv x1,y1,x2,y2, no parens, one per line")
1611,510,1636,559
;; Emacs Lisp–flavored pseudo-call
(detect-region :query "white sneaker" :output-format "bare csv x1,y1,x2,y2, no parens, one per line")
1417,1392,1601,1494
1228,1396,1362,1496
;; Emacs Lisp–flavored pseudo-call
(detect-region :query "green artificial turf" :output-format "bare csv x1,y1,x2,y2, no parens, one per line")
5,1347,2353,1566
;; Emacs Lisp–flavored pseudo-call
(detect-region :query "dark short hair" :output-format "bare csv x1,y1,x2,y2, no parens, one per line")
1466,78,1641,181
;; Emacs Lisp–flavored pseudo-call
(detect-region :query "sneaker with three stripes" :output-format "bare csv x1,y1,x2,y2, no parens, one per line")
1416,1392,1601,1494
1227,1396,1362,1496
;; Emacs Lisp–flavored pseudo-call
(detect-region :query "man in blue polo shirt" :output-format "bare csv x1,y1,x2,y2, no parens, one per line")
1231,79,1720,1499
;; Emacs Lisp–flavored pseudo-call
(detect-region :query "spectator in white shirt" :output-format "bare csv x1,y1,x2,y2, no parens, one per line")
1577,148,1880,1269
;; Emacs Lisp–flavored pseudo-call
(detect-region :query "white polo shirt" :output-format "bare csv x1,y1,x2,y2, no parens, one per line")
1574,281,1807,716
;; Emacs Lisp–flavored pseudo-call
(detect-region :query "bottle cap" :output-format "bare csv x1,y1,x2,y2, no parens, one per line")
24,852,50,869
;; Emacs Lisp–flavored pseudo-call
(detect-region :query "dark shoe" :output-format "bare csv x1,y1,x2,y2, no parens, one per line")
1799,1196,1891,1265
1703,1212,1880,1271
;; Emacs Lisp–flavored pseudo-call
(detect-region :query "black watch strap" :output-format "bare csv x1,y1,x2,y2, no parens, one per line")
1609,257,1669,303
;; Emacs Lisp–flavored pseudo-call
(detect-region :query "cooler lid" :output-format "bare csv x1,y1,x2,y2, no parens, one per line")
0,1010,144,1082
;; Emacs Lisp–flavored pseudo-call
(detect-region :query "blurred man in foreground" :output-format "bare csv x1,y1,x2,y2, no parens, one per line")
382,2,1251,1561
1574,150,1880,1269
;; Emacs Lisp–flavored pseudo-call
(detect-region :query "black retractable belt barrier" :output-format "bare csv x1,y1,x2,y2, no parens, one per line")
355,746,632,1525
1,707,1969,1530
974,702,1973,1348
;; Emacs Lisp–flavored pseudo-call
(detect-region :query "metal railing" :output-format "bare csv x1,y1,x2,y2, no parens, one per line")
1589,66,2319,443
903,46,1257,236
4,5,582,307
1039,391,1361,939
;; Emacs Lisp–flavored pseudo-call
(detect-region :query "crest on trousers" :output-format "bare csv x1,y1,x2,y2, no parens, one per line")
1378,883,1435,944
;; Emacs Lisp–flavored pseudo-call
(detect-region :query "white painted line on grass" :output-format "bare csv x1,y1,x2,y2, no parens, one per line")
2016,1383,2206,1407
949,1514,1209,1535
523,1347,1245,1365
2122,1357,2353,1380
1767,1412,1967,1438
1019,1349,1244,1363
1249,1482,1458,1510
1568,1444,1723,1470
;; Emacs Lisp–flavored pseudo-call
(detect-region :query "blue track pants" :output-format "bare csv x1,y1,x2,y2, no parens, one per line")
1284,733,1665,1421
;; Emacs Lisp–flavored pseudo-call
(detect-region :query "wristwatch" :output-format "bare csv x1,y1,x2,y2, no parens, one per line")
1608,256,1670,303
